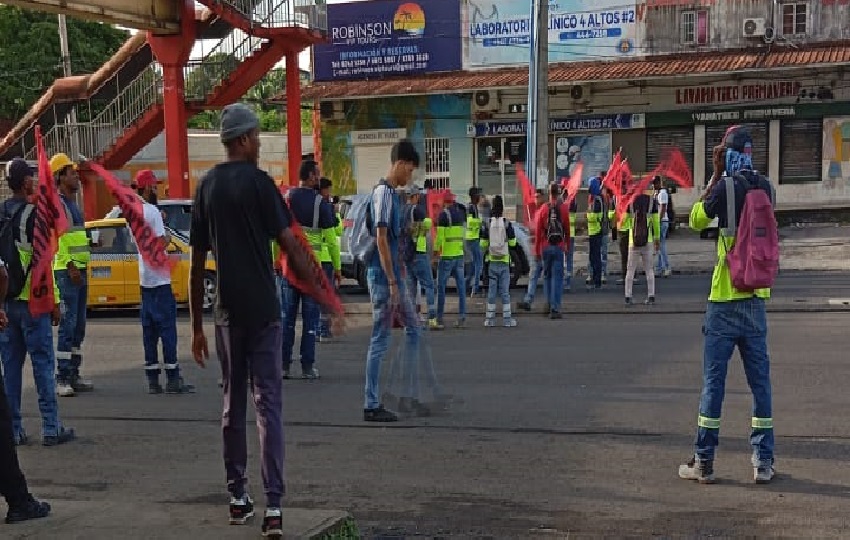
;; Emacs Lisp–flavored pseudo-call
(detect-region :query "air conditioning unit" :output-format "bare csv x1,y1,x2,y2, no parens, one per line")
743,18,767,38
763,26,776,44
569,84,591,102
473,90,501,113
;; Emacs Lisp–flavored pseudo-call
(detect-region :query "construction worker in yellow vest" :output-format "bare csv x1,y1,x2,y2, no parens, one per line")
434,191,467,328
615,186,633,285
465,187,484,296
316,177,341,341
51,153,94,397
679,126,775,485
403,185,437,327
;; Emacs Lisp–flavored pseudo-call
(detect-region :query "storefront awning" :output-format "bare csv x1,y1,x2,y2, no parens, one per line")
296,42,850,101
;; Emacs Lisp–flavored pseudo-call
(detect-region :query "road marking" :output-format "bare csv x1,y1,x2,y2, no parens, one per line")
828,298,850,306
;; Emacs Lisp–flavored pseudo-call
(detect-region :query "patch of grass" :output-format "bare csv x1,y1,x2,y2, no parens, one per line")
317,516,360,540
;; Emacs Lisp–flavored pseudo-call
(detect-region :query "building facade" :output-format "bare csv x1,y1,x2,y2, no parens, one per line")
302,0,850,212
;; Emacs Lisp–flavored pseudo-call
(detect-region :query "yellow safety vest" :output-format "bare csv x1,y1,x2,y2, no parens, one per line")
54,200,91,271
435,208,465,259
15,204,60,302
465,204,481,240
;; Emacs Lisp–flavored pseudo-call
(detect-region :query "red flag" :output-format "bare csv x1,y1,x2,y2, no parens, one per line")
29,127,69,316
514,164,537,223
601,151,624,195
562,163,584,207
425,188,450,242
617,147,694,227
87,162,175,273
276,185,343,317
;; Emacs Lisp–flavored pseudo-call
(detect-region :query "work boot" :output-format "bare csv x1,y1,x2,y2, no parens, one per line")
42,427,76,447
754,460,775,484
148,381,164,394
517,301,531,312
678,456,715,484
165,377,195,394
5,495,51,524
71,375,94,392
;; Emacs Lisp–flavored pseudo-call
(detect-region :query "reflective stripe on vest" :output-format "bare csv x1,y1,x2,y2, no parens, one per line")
15,204,34,252
286,191,324,254
697,415,720,429
752,417,773,429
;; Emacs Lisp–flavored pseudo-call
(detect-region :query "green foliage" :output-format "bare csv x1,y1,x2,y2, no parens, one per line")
317,517,360,540
0,6,128,121
187,67,311,134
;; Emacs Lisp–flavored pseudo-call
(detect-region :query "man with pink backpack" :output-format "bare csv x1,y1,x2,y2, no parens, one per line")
681,125,779,485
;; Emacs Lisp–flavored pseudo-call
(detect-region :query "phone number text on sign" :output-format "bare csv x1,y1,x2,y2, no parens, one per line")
329,52,430,78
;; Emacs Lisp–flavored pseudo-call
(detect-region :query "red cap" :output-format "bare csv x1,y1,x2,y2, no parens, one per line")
135,169,158,188
443,191,456,203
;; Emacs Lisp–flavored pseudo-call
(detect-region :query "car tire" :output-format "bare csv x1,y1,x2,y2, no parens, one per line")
203,271,217,312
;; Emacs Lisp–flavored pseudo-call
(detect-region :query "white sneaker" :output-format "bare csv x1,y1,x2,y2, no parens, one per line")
56,383,75,397
503,318,518,328
754,464,775,484
483,318,495,327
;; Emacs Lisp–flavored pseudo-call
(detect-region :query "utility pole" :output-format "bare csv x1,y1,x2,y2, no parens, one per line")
58,15,81,160
525,0,550,190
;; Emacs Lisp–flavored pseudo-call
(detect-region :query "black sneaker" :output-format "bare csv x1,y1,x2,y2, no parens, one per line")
398,397,431,417
13,430,28,446
148,382,164,394
42,427,75,447
229,494,254,525
645,296,656,305
282,369,292,380
549,310,562,320
364,405,398,422
166,378,195,394
625,297,633,306
518,301,531,312
261,508,283,538
5,495,51,524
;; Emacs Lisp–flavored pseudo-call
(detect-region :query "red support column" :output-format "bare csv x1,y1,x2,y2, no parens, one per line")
81,171,99,221
147,0,196,198
286,50,302,186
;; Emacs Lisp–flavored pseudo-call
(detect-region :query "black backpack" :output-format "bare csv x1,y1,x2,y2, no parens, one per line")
546,202,564,245
631,194,651,248
0,200,33,299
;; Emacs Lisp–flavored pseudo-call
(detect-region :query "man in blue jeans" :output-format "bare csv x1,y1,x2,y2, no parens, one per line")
519,190,547,312
532,184,571,319
280,160,335,380
403,186,438,328
51,153,93,397
681,125,775,485
435,192,467,328
0,158,75,447
653,175,672,276
465,188,484,297
363,140,422,422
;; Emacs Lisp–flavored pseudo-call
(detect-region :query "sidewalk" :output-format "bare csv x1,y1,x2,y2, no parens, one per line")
8,502,353,539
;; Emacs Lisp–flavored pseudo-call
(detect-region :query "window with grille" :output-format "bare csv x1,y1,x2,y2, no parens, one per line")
681,10,709,45
424,138,450,190
782,3,807,35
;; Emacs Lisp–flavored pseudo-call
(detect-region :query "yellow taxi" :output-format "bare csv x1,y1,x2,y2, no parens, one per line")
85,218,217,310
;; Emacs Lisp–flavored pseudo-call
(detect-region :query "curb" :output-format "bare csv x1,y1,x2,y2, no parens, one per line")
304,512,357,539
340,302,850,316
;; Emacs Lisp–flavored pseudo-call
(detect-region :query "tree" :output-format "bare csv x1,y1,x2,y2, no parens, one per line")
187,67,313,134
0,6,128,121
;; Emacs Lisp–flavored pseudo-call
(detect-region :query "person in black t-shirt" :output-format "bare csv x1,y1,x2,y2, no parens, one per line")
188,103,329,537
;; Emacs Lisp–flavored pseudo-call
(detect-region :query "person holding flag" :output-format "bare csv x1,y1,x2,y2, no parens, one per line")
0,158,75,447
50,153,93,398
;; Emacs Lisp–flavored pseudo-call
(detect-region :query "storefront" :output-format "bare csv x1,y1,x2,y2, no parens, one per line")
471,113,646,215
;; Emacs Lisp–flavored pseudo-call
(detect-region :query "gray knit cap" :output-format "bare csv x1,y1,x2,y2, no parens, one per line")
220,103,259,142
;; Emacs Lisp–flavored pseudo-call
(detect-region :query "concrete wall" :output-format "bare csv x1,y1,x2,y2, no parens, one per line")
642,1,850,55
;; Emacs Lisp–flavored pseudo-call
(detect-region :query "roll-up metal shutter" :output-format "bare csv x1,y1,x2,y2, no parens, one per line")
647,126,695,174
705,122,768,179
780,118,822,184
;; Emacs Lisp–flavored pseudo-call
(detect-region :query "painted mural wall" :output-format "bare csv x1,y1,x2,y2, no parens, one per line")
321,94,474,195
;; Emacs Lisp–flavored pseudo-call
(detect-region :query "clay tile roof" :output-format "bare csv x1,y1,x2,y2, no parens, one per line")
299,42,850,101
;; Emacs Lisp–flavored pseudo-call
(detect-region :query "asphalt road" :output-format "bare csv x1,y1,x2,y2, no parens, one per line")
9,272,850,538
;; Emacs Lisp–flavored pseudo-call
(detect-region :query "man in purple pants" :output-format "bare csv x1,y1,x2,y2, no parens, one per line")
188,104,324,538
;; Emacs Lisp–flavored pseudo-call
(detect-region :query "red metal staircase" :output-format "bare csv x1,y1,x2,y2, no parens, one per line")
2,0,326,200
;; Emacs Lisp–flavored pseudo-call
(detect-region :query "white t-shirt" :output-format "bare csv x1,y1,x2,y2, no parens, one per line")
137,202,171,288
656,189,669,222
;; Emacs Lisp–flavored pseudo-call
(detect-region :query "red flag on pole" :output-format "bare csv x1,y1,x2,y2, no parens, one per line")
30,126,69,316
562,163,584,207
87,162,176,273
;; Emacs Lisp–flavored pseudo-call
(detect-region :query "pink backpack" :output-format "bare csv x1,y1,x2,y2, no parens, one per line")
722,176,779,291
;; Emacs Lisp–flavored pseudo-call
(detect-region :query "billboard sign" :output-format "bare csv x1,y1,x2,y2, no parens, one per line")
314,0,463,81
467,0,641,68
